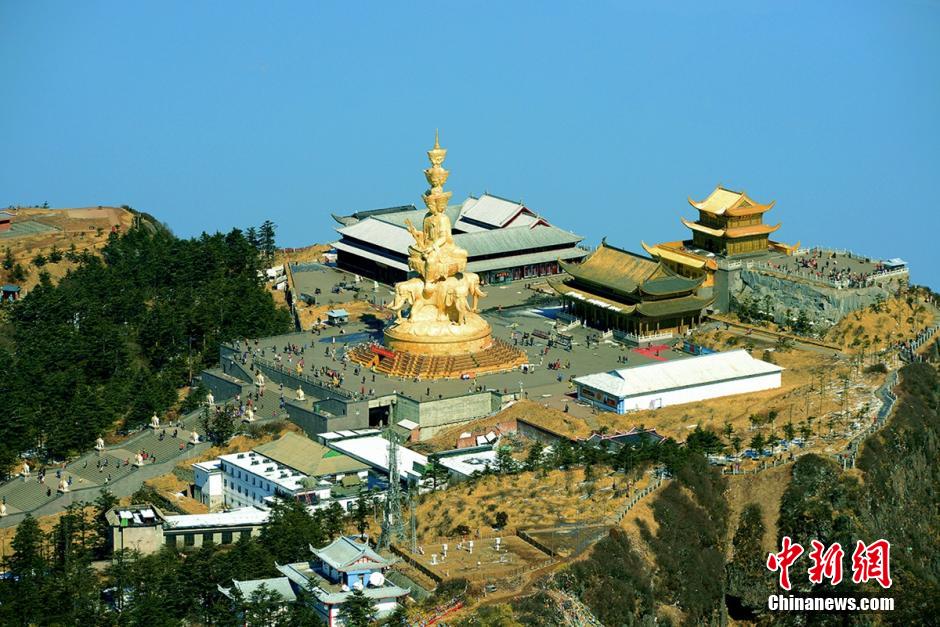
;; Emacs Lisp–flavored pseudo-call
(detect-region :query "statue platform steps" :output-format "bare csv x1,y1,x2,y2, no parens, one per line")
349,339,526,380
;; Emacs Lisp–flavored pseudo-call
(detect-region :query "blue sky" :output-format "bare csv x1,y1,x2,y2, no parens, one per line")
2,1,938,286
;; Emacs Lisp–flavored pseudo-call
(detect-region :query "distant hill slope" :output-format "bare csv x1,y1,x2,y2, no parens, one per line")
0,205,167,291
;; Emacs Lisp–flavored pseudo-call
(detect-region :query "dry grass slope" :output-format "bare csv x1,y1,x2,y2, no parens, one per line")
825,295,933,352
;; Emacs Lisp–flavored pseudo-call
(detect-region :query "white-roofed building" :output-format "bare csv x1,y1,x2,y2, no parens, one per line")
573,350,783,413
332,193,587,284
326,435,428,485
436,447,498,478
106,505,270,555
207,434,371,512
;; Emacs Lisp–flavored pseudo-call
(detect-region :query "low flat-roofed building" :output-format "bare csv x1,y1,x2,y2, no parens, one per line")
581,428,666,450
105,504,166,555
163,507,269,550
332,193,587,285
106,505,269,555
435,446,498,478
193,459,223,509
201,432,370,511
574,349,783,413
326,435,428,485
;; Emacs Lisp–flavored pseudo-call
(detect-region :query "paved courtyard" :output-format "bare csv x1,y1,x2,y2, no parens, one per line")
232,287,691,406
288,262,552,313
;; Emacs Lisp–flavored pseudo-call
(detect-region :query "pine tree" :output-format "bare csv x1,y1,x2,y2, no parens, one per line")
386,604,409,627
354,489,369,538
93,489,118,558
246,226,261,251
9,262,26,282
725,503,773,616
5,514,48,624
325,501,346,540
340,587,377,627
2,246,13,271
749,433,766,453
259,220,277,261
242,584,284,627
495,444,517,474
523,441,544,471
260,499,326,563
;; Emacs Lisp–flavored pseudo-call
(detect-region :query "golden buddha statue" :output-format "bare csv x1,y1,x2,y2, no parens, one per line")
384,132,491,355
405,131,467,289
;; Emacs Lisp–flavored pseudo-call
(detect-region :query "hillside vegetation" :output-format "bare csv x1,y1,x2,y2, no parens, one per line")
0,225,291,471
479,363,939,625
825,293,933,353
0,206,138,291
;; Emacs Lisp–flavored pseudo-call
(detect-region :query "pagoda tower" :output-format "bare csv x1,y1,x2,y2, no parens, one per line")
681,186,781,256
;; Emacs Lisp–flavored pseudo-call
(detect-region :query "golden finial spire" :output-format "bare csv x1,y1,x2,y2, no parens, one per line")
434,128,440,149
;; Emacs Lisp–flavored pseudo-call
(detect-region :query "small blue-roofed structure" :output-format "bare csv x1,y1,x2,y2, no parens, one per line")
274,535,410,625
327,309,349,326
1,284,21,302
883,258,907,269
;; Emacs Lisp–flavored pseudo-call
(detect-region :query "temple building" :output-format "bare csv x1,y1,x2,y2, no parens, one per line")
549,240,714,342
332,193,587,285
276,536,410,625
642,185,798,287
683,186,781,256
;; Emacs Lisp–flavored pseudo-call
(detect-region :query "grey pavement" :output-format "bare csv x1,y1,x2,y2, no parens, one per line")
229,300,690,406
0,413,211,528
288,263,548,313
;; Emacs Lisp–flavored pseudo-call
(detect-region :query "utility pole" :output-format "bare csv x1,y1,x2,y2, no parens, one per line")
409,487,417,555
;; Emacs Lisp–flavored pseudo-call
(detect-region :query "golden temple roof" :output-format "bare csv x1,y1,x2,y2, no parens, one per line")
681,217,780,239
725,222,781,238
641,241,717,271
557,241,702,299
688,186,774,216
549,278,712,319
547,279,636,314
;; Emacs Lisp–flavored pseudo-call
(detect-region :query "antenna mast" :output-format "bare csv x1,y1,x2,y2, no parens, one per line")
378,428,405,549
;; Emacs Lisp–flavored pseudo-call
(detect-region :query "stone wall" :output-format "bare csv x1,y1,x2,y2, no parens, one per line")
395,391,504,440
284,398,370,437
200,369,252,403
736,269,906,327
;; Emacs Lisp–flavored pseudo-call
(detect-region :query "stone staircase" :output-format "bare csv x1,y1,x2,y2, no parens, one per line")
347,339,526,380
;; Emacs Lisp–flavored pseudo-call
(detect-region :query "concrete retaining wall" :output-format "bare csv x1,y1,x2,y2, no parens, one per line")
396,392,503,440
200,369,252,403
285,401,369,437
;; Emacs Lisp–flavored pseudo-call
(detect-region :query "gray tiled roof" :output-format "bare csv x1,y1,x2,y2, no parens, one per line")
468,247,588,273
226,577,297,603
311,536,390,572
456,224,583,257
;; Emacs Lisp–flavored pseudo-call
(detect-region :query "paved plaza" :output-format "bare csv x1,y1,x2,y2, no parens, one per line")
288,262,549,314
0,414,211,527
234,275,692,406
748,249,904,288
